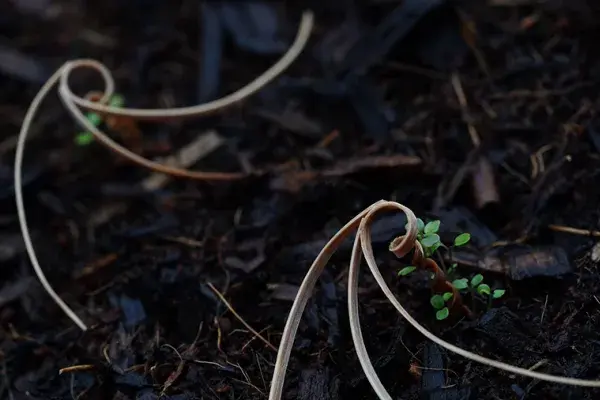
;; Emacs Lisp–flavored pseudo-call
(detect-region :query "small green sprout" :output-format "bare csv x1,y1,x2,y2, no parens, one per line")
400,217,471,264
436,307,450,320
75,93,125,146
397,217,505,320
448,263,457,274
109,94,125,108
421,233,440,248
430,295,445,309
466,273,506,306
452,278,468,290
398,266,416,276
404,218,442,258
424,220,440,235
454,233,471,247
404,218,426,234
430,292,454,320
470,274,484,287
75,131,95,146
477,284,491,296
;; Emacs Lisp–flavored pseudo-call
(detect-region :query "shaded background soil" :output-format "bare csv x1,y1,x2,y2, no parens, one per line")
2,0,600,399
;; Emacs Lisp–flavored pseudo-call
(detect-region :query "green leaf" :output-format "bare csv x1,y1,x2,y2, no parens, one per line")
109,94,125,108
75,132,94,146
477,284,491,296
424,243,440,258
493,289,506,299
430,295,445,309
442,292,453,302
454,233,471,247
452,278,468,290
398,266,416,276
405,218,425,234
436,307,450,321
421,234,440,248
86,112,102,126
424,220,441,235
470,274,484,287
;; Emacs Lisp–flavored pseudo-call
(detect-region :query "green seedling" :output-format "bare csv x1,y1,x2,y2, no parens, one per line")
402,218,443,258
478,284,491,296
75,94,125,146
459,273,506,310
452,278,468,290
398,217,506,320
448,263,457,274
398,218,471,279
454,233,471,246
471,274,484,287
399,218,471,282
430,292,453,320
398,266,416,276
468,273,505,299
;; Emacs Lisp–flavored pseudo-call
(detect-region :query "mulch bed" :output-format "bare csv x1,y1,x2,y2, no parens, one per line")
2,0,600,399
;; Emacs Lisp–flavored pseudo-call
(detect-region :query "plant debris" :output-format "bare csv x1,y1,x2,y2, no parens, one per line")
453,245,572,280
5,0,600,399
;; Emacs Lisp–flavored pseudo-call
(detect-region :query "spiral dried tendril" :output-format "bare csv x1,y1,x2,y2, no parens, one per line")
14,11,314,331
268,200,600,400
14,9,600,396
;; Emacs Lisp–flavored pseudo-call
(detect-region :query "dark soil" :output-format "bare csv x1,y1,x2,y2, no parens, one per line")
3,0,600,399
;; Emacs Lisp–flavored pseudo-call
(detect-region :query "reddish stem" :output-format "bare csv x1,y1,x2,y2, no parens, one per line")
390,237,474,319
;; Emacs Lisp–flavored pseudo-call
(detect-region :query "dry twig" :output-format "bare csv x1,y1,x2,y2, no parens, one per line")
207,282,277,352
